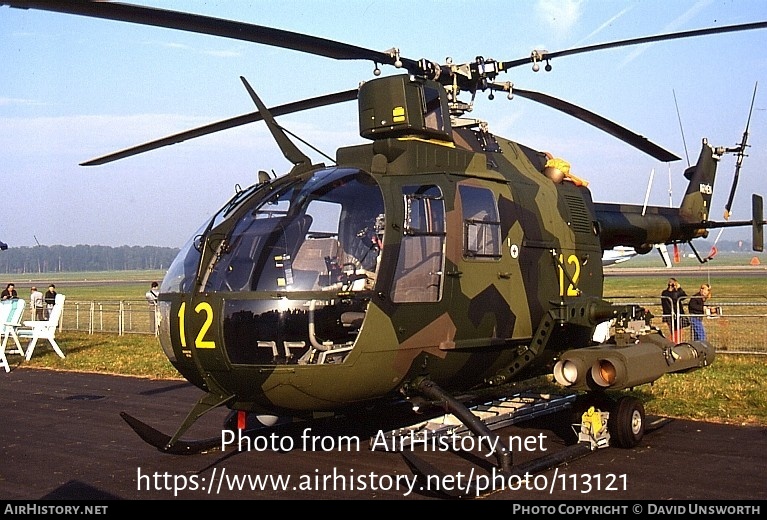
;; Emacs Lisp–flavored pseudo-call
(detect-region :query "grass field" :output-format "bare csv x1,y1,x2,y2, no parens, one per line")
4,262,766,426
5,269,162,302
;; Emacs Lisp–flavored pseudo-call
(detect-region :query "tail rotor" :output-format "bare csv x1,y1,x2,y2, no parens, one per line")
723,82,758,220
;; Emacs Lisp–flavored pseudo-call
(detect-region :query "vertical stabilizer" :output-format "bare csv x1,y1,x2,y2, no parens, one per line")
754,194,764,252
679,140,720,224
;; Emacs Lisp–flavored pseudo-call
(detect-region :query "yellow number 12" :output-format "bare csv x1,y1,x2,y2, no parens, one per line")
178,301,216,349
558,254,581,297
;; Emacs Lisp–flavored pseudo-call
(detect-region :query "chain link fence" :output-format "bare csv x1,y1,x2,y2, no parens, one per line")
47,300,159,336
604,295,767,354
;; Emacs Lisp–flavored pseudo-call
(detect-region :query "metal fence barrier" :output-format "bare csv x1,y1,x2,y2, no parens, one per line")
604,295,767,355
46,300,159,336
43,297,767,354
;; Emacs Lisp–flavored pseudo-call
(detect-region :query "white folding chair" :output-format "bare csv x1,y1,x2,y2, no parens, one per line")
1,298,27,372
17,294,66,360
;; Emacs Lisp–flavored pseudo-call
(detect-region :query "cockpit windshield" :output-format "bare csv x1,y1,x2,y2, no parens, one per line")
202,168,385,293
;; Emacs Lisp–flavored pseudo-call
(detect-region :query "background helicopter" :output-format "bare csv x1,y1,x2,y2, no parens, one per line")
3,1,766,480
601,246,638,266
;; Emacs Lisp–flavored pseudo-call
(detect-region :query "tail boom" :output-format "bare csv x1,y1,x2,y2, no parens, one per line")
595,139,739,253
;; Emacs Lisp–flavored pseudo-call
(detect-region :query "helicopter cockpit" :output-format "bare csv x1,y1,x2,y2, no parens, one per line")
203,168,384,294
159,167,387,367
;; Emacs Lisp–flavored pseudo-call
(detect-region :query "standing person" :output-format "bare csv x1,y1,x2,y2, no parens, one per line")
1,283,18,300
43,284,57,319
689,283,711,341
661,277,688,343
30,286,45,320
145,281,159,334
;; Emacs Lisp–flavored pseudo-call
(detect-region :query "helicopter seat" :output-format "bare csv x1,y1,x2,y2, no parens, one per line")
292,237,339,289
219,232,261,292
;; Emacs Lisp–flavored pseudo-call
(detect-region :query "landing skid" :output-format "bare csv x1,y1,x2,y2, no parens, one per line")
121,390,235,454
120,412,222,455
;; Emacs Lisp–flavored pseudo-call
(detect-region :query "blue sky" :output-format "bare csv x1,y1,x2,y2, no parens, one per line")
2,0,766,248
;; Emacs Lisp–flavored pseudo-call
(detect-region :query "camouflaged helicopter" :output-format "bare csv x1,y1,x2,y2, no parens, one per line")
6,1,766,480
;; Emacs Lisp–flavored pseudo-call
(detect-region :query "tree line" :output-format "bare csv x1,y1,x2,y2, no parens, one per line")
0,238,757,274
0,245,179,273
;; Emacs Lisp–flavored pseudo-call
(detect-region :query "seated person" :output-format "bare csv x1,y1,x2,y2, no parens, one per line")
328,213,385,290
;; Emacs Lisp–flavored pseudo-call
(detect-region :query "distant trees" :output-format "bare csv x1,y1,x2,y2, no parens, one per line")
0,238,757,274
0,245,179,273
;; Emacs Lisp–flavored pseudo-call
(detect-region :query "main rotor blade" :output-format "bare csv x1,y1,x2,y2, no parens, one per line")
8,2,766,87
501,21,767,70
81,89,358,166
508,86,680,162
2,1,420,71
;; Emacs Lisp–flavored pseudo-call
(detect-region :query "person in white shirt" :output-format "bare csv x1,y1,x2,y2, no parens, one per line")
145,282,159,334
30,286,44,320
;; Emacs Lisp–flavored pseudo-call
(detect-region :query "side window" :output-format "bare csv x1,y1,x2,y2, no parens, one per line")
391,185,445,303
459,185,501,260
305,200,341,236
422,85,445,133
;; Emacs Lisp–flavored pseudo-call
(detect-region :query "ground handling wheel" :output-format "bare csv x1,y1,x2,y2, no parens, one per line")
610,395,645,448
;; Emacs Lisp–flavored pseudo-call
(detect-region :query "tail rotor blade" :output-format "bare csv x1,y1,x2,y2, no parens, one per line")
723,82,758,220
